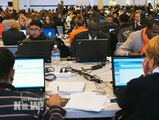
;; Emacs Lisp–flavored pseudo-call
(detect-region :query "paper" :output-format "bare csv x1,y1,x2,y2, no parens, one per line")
47,81,86,94
64,92,107,112
58,81,85,93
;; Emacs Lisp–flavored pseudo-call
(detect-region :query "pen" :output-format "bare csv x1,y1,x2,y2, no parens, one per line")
57,85,59,93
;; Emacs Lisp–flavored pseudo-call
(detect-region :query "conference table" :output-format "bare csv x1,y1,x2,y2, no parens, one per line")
45,59,120,119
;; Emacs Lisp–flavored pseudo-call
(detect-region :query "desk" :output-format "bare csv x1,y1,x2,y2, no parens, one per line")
45,60,120,118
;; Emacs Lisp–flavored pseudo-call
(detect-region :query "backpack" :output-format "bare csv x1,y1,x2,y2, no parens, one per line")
117,27,133,43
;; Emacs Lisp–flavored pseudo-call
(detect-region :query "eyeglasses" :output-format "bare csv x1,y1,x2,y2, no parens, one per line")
29,28,41,32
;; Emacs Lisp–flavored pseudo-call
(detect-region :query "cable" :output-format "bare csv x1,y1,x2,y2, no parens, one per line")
45,73,56,82
60,66,103,83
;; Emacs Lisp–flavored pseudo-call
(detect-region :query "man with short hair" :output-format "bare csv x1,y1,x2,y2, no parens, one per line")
28,20,48,40
0,47,66,120
115,19,159,55
70,17,108,56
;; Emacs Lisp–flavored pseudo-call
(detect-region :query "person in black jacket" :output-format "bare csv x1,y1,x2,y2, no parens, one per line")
2,21,26,45
0,47,66,120
117,35,159,120
70,17,108,56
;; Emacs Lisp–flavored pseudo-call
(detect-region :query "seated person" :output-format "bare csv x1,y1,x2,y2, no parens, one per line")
0,47,66,119
2,21,26,45
116,35,159,120
69,14,87,44
70,17,108,56
27,20,50,40
115,19,159,56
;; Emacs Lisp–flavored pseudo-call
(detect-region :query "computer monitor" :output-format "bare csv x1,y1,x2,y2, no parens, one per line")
18,40,52,63
75,39,110,62
13,57,45,92
112,56,144,95
43,28,56,38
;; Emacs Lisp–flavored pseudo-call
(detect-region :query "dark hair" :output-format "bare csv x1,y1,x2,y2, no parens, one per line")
87,17,99,30
30,20,43,28
119,13,129,23
75,14,85,27
146,19,159,28
0,48,15,80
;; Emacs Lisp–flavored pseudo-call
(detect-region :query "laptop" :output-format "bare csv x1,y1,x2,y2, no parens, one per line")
75,39,110,62
20,30,27,36
18,40,52,63
57,26,64,35
1,45,18,56
43,28,56,38
112,56,145,96
13,57,45,92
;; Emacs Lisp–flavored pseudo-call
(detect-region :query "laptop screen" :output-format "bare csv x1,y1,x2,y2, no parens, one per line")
13,58,45,92
20,30,27,36
43,28,56,38
76,38,110,62
57,26,64,35
18,40,52,63
112,56,144,87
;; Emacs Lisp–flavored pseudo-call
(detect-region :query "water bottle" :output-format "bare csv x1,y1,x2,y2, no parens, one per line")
52,45,60,64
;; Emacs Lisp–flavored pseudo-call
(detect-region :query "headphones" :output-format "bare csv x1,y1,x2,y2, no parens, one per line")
45,67,55,73
45,73,56,82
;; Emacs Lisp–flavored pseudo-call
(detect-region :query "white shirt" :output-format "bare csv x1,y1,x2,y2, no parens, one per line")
152,67,159,73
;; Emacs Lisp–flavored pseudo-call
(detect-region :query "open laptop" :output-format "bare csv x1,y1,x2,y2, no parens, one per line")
1,45,18,56
57,26,64,35
13,57,45,92
75,39,110,62
112,56,145,96
18,40,52,63
43,28,56,38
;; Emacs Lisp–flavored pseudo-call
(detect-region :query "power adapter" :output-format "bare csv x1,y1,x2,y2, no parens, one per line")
91,64,103,70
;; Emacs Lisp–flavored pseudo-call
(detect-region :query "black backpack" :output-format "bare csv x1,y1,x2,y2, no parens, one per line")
117,27,134,43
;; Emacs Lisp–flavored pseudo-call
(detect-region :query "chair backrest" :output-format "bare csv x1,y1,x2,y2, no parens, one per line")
117,27,133,43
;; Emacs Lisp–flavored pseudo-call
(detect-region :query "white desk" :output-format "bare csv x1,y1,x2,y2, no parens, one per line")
45,60,120,118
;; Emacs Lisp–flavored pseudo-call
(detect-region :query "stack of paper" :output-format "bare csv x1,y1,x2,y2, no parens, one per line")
64,92,107,112
58,81,86,94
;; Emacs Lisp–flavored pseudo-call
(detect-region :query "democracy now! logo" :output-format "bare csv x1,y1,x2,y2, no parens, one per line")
14,97,44,110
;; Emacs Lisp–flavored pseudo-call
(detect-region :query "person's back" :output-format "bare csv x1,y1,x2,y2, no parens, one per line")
0,47,66,120
2,21,26,45
116,36,159,120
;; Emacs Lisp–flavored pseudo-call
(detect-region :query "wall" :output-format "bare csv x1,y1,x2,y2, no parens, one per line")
0,0,158,11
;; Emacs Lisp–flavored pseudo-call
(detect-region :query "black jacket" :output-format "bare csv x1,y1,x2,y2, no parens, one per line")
2,28,26,45
117,73,159,120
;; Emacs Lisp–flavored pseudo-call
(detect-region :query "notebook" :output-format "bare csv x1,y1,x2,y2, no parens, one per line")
112,56,145,95
75,39,110,62
43,28,56,38
13,57,45,92
18,40,52,63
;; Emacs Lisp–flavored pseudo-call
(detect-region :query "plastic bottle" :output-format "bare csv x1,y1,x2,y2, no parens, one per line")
52,45,60,64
